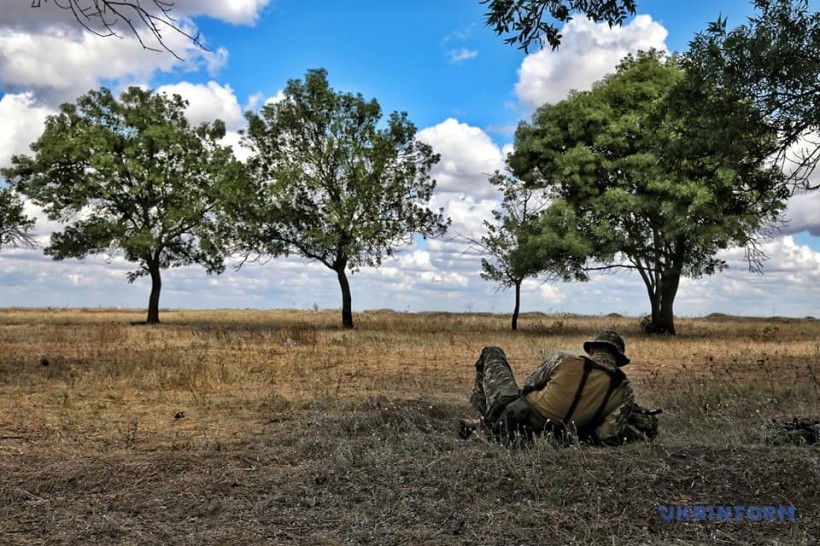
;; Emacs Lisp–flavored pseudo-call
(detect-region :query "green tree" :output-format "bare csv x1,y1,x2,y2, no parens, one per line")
241,69,449,329
508,51,786,334
687,0,820,189
0,187,36,249
481,0,637,51
476,174,586,330
2,87,243,324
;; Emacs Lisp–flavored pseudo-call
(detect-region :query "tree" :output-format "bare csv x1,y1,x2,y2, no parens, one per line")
0,188,36,249
2,87,243,324
508,51,786,334
30,0,203,59
476,173,586,330
241,69,449,329
480,0,637,51
687,0,820,189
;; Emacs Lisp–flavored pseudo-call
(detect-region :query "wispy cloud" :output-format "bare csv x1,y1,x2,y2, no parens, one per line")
448,48,478,64
443,23,477,44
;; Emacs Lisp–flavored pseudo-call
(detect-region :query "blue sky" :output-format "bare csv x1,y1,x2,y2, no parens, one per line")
0,0,818,318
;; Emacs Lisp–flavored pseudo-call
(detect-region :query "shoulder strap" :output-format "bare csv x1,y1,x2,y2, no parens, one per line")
564,357,627,427
562,358,594,424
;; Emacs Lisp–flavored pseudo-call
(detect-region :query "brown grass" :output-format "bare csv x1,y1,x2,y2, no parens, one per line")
1,308,819,545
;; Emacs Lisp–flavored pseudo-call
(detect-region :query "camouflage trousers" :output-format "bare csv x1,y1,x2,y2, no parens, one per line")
470,346,521,425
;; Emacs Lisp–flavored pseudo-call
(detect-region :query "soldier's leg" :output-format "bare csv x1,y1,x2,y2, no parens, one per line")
470,346,520,423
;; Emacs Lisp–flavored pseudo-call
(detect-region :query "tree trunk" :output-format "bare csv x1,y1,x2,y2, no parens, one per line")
147,261,162,325
511,280,522,331
335,264,354,329
647,270,679,335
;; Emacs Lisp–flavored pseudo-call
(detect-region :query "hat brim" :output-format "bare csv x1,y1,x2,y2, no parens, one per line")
584,341,630,366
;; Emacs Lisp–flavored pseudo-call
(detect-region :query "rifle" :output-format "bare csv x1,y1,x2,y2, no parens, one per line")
632,407,662,416
765,417,820,446
625,405,661,440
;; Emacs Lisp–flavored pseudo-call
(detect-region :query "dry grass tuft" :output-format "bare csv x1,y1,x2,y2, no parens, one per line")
1,309,819,545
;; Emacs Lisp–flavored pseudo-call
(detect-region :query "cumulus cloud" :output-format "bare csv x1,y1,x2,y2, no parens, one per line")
0,26,227,105
172,0,272,25
430,193,498,241
156,81,244,129
676,236,820,317
782,191,820,236
151,82,274,161
0,93,53,169
515,14,669,108
418,118,505,199
1,1,270,29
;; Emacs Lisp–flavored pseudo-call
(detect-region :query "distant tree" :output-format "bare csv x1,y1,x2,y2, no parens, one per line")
476,173,586,330
2,87,244,324
508,51,786,334
0,188,36,249
240,69,450,329
30,0,203,59
687,0,820,189
480,0,637,51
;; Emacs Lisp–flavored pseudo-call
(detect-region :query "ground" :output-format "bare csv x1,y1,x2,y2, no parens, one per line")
1,309,818,545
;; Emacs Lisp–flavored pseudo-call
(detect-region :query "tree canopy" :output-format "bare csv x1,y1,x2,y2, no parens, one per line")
686,0,820,190
240,69,449,329
2,87,244,324
508,51,786,334
480,0,637,51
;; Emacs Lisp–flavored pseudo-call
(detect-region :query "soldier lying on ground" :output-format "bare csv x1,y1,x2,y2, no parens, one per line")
460,330,659,446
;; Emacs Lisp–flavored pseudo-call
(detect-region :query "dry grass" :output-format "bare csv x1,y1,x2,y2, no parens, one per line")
1,308,819,545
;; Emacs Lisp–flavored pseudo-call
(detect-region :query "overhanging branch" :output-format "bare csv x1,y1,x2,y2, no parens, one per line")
31,0,207,60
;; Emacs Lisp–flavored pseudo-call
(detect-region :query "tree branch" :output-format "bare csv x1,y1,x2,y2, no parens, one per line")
31,0,207,60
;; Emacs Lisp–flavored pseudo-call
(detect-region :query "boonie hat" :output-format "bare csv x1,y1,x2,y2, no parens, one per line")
584,330,630,366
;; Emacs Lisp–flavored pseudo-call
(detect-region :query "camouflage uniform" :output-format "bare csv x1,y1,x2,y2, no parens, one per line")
469,346,520,420
467,331,655,445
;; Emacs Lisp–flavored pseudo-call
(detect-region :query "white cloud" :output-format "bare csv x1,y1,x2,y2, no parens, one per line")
448,48,478,63
264,90,287,106
156,81,244,129
430,193,498,241
418,118,505,199
0,93,53,169
172,0,272,25
0,26,227,105
218,131,254,163
782,190,820,236
675,236,820,317
1,1,270,29
515,14,669,108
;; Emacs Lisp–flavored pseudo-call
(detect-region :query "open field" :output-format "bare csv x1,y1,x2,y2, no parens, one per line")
1,308,819,545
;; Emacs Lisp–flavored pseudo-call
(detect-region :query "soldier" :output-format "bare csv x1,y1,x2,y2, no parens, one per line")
460,330,658,446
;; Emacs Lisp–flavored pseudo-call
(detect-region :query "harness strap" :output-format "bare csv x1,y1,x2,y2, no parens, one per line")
563,358,594,424
567,357,627,434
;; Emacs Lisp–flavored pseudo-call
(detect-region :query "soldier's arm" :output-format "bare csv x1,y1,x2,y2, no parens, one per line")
521,352,565,394
593,381,636,445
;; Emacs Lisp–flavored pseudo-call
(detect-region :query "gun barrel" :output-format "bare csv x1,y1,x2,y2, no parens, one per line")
635,408,662,415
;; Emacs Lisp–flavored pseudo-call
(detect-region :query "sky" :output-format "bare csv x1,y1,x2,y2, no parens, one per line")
0,0,818,319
